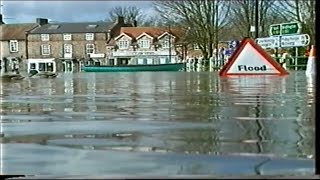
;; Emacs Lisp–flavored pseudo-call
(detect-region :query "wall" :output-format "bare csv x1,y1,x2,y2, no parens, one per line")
27,33,110,59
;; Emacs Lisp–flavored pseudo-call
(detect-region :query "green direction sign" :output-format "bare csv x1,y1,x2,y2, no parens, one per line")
269,22,302,36
281,22,302,35
269,24,281,36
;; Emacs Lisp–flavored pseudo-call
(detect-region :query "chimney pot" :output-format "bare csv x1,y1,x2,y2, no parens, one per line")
36,18,48,25
133,20,137,27
0,14,5,24
117,16,124,24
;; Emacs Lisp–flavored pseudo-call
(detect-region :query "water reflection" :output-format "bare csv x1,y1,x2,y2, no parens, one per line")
1,71,314,160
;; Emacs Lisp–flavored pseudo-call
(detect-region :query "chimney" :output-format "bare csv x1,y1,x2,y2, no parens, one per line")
107,30,111,41
0,14,5,24
117,16,124,25
36,18,48,26
133,20,137,27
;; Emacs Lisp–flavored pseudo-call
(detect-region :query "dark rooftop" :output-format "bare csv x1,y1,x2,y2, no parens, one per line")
0,23,39,41
29,22,115,34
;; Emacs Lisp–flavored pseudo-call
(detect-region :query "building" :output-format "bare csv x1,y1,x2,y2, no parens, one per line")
0,14,39,75
26,17,131,73
106,26,187,66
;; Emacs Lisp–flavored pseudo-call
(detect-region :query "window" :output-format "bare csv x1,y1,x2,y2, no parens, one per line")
86,44,95,54
9,40,18,52
138,39,150,49
41,34,50,41
39,62,54,72
30,63,36,70
63,34,72,41
85,33,94,41
64,44,72,55
41,44,51,55
118,40,128,49
86,25,97,29
193,44,200,50
48,25,60,29
163,39,170,48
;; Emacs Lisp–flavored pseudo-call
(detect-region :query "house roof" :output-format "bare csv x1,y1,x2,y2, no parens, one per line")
29,22,115,34
119,27,184,39
0,23,39,41
106,26,186,46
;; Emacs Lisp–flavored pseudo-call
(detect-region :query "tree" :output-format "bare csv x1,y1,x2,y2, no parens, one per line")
153,0,231,59
228,0,279,38
107,6,144,25
270,0,315,44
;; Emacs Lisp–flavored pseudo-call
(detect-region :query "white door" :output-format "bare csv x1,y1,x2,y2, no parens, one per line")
64,44,73,58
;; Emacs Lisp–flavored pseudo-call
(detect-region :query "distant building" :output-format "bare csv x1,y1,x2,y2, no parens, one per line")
0,14,39,74
26,16,131,73
106,26,187,65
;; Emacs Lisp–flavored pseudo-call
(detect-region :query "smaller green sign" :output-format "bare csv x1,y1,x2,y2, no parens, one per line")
269,24,281,36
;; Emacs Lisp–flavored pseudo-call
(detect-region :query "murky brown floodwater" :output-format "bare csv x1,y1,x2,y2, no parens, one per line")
0,71,315,175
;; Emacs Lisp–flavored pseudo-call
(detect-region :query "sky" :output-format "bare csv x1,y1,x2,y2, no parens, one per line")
1,0,155,23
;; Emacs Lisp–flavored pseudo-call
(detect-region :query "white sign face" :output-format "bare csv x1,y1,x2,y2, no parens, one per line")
112,50,177,57
227,43,282,74
280,34,310,47
256,36,280,49
90,53,105,58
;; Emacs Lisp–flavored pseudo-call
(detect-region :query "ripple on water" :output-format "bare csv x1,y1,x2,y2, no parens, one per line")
0,71,315,175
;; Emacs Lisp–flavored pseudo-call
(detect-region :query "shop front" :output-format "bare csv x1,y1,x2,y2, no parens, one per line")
27,58,56,73
111,50,179,66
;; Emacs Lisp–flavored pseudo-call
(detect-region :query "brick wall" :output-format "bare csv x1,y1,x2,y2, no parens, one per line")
27,33,111,59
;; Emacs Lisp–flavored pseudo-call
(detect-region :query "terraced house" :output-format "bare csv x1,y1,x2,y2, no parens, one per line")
106,27,187,66
26,16,131,73
0,15,39,75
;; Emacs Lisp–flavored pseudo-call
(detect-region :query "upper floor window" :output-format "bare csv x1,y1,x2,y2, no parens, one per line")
118,40,129,49
41,34,50,41
85,33,94,41
41,44,51,55
162,39,170,48
63,34,72,41
86,44,95,54
138,39,150,49
193,44,200,50
9,40,18,52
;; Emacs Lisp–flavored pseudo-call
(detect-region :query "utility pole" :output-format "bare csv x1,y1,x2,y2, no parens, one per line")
215,0,219,60
169,24,172,63
255,0,259,38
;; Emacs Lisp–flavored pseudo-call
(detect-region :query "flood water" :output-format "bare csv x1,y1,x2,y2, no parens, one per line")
0,71,315,175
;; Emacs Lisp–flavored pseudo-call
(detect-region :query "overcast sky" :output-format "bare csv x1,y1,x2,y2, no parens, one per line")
1,1,155,23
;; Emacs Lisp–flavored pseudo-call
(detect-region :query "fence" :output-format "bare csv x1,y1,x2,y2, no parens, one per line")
184,56,308,72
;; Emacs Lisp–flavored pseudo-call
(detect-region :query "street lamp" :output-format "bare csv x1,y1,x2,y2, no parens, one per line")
255,0,259,38
215,0,219,60
168,25,172,63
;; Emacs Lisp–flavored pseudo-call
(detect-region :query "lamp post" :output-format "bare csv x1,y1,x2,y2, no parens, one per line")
215,0,219,61
255,0,259,38
169,25,172,63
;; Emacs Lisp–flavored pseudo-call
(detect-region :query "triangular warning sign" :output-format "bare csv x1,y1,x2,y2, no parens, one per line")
219,38,289,76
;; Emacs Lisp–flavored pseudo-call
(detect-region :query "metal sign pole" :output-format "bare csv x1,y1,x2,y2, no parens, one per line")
295,47,298,71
